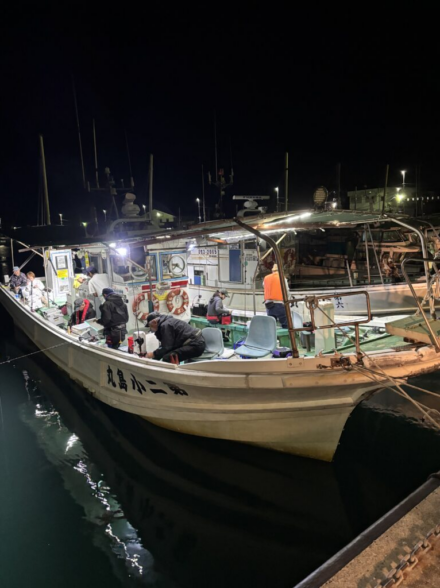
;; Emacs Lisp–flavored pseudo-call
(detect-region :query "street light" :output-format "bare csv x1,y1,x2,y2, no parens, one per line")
401,170,406,187
275,187,279,211
59,213,63,226
103,209,107,222
142,204,146,216
196,198,201,223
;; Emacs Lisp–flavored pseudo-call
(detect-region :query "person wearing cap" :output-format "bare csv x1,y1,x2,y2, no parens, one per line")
263,263,289,328
145,312,205,363
86,266,111,299
68,298,96,328
99,288,129,349
206,289,231,324
9,266,27,294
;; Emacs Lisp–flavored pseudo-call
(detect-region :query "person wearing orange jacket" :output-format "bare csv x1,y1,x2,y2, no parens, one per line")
263,263,289,328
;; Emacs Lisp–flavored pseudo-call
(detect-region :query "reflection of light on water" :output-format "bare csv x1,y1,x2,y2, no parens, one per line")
106,524,144,575
65,433,78,453
21,377,153,583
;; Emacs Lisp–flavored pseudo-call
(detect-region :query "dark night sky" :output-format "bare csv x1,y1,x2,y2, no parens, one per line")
1,6,439,227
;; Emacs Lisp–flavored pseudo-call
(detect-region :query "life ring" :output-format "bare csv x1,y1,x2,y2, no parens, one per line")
132,292,157,320
166,288,189,315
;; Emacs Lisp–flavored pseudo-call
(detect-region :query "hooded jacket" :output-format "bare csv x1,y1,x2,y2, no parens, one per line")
207,292,225,317
68,299,96,327
100,293,129,329
153,315,202,360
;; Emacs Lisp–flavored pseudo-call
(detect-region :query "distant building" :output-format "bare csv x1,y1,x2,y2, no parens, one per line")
347,186,440,216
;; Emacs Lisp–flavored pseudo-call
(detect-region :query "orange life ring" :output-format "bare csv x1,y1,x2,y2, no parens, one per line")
132,292,158,320
166,288,189,315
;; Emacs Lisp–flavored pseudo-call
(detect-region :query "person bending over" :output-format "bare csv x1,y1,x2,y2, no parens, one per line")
145,311,205,363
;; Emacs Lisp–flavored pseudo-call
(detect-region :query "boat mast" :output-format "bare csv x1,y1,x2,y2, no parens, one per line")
72,76,86,189
93,119,100,189
284,152,289,212
201,164,206,222
381,164,389,216
39,134,51,226
148,154,153,218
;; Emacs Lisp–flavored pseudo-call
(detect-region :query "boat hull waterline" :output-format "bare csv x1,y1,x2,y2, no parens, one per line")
2,289,440,461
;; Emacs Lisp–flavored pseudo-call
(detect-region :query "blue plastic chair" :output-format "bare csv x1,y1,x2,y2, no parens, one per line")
191,327,224,361
235,316,277,358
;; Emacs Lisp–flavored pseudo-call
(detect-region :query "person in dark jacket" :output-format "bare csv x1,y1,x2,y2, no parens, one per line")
68,298,96,328
99,288,129,349
206,289,231,324
145,312,205,363
9,266,27,294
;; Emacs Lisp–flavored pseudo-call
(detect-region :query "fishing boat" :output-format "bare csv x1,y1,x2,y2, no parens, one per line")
2,211,440,462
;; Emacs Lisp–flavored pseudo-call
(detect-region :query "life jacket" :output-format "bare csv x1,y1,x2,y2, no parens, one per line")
263,271,283,301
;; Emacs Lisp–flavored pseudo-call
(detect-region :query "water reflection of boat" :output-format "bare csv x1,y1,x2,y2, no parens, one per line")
9,324,352,587
7,315,440,588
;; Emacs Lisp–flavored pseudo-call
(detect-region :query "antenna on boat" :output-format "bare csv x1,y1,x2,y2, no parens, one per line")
92,119,100,189
72,75,86,189
39,134,51,226
208,112,234,217
125,129,135,189
284,152,289,211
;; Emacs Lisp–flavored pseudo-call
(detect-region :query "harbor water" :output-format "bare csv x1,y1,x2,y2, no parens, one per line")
2,304,440,588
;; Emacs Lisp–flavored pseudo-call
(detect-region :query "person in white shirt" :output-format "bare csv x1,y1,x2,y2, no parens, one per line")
86,266,111,318
23,271,47,309
86,266,111,298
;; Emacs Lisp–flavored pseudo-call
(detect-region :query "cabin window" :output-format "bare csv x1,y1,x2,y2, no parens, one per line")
160,252,187,280
145,255,158,280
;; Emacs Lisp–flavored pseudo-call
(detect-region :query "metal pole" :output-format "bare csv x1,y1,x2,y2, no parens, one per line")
11,238,14,268
253,234,287,316
148,154,153,217
93,119,100,189
401,258,439,346
72,76,86,189
364,225,371,284
381,164,389,215
284,152,289,212
367,223,384,285
39,134,51,225
345,258,353,287
234,217,298,357
391,218,430,282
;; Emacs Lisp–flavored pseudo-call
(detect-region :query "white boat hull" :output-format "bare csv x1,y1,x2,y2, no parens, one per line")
2,287,440,461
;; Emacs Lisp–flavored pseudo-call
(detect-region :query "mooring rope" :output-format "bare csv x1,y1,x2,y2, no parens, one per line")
0,341,71,367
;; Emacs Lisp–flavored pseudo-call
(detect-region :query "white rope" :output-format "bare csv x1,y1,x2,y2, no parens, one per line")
0,341,71,367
